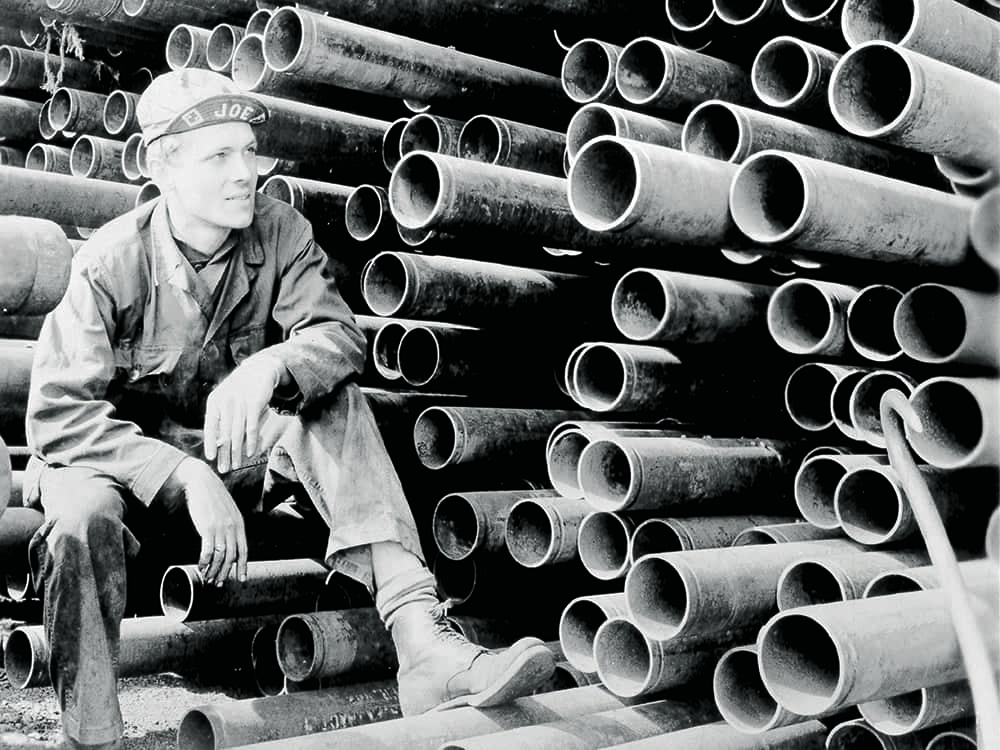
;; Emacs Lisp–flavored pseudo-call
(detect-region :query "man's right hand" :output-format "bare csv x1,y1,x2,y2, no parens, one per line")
163,457,248,586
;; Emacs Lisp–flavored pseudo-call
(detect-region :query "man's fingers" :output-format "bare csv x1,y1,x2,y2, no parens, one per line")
217,525,238,586
198,534,215,579
205,532,227,584
245,404,261,460
203,401,220,462
229,401,247,473
235,522,248,583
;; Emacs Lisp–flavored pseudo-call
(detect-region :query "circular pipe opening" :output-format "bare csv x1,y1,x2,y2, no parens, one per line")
767,281,836,355
630,519,686,562
860,689,925,736
785,363,839,431
841,0,915,47
908,380,984,469
731,154,808,243
432,556,476,604
260,175,294,205
122,0,145,14
48,88,75,132
850,372,913,445
778,560,846,610
572,343,628,411
276,616,315,682
666,0,716,30
713,647,781,732
894,285,966,364
827,721,895,750
249,623,284,697
865,572,923,597
388,152,443,229
566,105,617,161
457,115,502,164
398,326,441,387
177,710,217,750
559,597,612,674
682,101,743,162
381,118,409,172
562,39,616,103
578,439,633,511
794,455,848,528
610,269,669,342
4,629,39,690
122,132,144,182
372,322,406,380
135,181,161,206
166,25,198,70
847,285,903,361
836,468,903,546
246,9,272,37
0,47,16,87
400,115,446,156
831,370,867,439
715,0,772,24
207,25,241,71
830,44,913,138
345,184,386,241
578,511,630,579
70,136,96,178
413,407,458,469
37,100,58,141
546,429,589,498
784,0,840,22
732,528,780,545
432,494,481,560
752,38,815,107
103,90,135,136
25,144,52,171
758,613,842,716
263,7,304,72
361,254,408,317
506,500,554,567
625,555,688,639
231,34,267,91
594,618,651,698
970,188,1000,269
159,566,195,620
615,38,665,105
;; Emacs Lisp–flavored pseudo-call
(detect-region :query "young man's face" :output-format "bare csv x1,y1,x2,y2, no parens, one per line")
157,121,259,232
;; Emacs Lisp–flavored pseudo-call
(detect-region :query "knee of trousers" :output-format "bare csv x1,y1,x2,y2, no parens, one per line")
39,487,126,556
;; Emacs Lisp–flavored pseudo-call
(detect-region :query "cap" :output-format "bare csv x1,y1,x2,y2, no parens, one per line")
137,69,268,146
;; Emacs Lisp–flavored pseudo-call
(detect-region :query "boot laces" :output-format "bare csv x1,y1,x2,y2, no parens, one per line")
429,598,487,655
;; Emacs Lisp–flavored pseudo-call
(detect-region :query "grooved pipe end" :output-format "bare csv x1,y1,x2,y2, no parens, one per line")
166,25,199,70
413,407,461,469
505,499,557,568
766,279,844,356
457,115,504,165
276,614,318,682
829,42,915,139
907,378,987,469
713,645,786,733
577,438,636,511
388,151,449,231
758,612,843,716
615,37,672,107
48,87,77,132
70,136,97,178
381,118,409,173
610,268,673,342
578,511,631,580
262,6,309,74
160,565,197,621
230,34,267,91
793,454,848,530
752,36,822,109
207,24,243,72
361,252,411,318
847,285,904,363
4,628,45,689
432,493,483,560
345,184,388,241
571,342,630,413
177,709,219,750
894,284,967,365
731,151,809,245
682,100,746,163
593,616,653,698
561,39,618,104
546,428,589,498
624,553,688,641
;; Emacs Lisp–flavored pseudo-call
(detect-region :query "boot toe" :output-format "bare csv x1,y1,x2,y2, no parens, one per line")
436,637,557,711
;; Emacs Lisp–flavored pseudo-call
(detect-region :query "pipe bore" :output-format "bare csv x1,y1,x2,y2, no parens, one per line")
784,363,841,431
777,560,848,610
625,554,689,640
835,467,908,545
767,281,839,355
830,370,868,441
388,152,445,229
864,571,924,598
758,612,842,716
431,556,476,604
262,7,305,73
397,326,441,387
47,88,79,132
593,617,653,698
166,25,205,70
26,144,66,173
794,454,851,529
207,24,242,72
246,8,272,37
609,267,673,342
826,719,898,750
103,90,138,136
345,184,387,241
413,407,459,469
361,253,410,317
715,0,774,24
666,0,716,30
568,137,640,231
571,344,630,411
894,285,967,364
730,153,808,243
506,500,557,567
70,136,98,178
860,687,938,736
615,38,667,105
565,105,619,161
577,439,635,511
457,115,503,164
907,378,986,469
250,623,284,697
558,596,619,674
847,285,903,362
713,646,786,733
829,43,913,138
682,101,744,162
231,34,269,91
432,493,482,560
176,709,217,750
752,37,826,108
159,565,196,620
276,616,316,681
630,519,687,562
783,0,840,22
849,371,914,446
3,628,41,689
546,428,590,498
381,118,409,172
561,39,618,103
578,511,631,579
371,321,406,380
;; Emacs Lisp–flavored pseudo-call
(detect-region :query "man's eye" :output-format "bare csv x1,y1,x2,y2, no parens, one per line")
247,146,257,155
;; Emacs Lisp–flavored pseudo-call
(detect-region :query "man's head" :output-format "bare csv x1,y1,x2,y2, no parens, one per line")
138,70,269,233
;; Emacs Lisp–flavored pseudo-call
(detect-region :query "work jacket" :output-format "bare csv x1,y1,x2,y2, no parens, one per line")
25,193,366,505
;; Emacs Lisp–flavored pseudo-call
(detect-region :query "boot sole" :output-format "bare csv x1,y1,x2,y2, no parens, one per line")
431,643,556,711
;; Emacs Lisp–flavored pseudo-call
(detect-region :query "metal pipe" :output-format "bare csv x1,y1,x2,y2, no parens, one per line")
756,587,999,715
614,36,752,113
122,0,255,28
458,115,565,177
587,720,830,749
859,681,974,736
936,156,999,196
432,489,562,560
568,136,738,246
906,377,999,469
630,515,797,563
48,87,108,137
399,113,464,158
0,145,26,167
207,23,244,73
751,36,840,120
381,117,409,173
782,0,843,26
841,0,1000,82
793,452,888,528
245,7,270,37
345,184,391,243
371,319,409,382
0,166,139,226
256,156,299,179
36,99,60,143
1,339,35,426
830,368,877,442
713,0,784,25
848,370,918,448
624,539,861,641
713,645,813,734
250,623,284,698
846,285,904,363
894,283,1000,368
863,559,999,598
26,143,72,174
0,216,73,316
178,680,401,750
731,522,846,545
545,423,663,499
610,267,771,345
121,132,145,182
160,559,330,622
0,44,106,91
970,187,999,270
558,593,629,674
925,722,978,750
166,23,212,70
829,42,1000,171
0,508,44,592
505,495,591,567
824,718,924,750
565,103,682,163
70,135,128,182
102,89,140,137
577,511,638,580
766,278,857,356
275,608,396,682
134,181,161,207
0,93,42,141
561,38,624,105
784,363,864,432
259,176,353,234
776,550,930,610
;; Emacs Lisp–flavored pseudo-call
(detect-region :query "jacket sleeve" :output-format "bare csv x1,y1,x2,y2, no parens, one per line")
259,225,366,412
25,256,189,505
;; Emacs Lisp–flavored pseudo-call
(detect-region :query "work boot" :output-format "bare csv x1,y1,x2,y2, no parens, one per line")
376,568,556,715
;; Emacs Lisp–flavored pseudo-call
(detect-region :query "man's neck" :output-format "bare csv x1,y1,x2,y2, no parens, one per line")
164,198,231,258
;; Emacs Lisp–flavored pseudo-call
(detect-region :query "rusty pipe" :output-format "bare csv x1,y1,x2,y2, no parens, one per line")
545,423,666,498
793,453,889,529
206,23,244,74
0,216,73,316
48,87,108,137
0,166,139,226
561,38,624,105
0,93,42,141
970,188,999,270
0,44,107,91
160,559,330,622
751,36,840,119
624,539,862,641
766,278,858,356
713,645,815,733
431,489,562,560
859,681,974,737
399,113,464,158
829,42,1000,171
756,587,999,715
863,559,999,598
894,283,1000,368
102,89,140,137
846,285,904,363
630,515,797,563
345,184,391,243
275,608,396,682
250,623,284,697
785,363,866,432
260,176,353,234
505,495,591,568
70,135,128,182
731,150,974,267
565,103,682,163
458,115,565,177
558,593,629,674
26,143,72,174
614,36,752,113
731,522,847,545
122,0,255,28
166,24,212,70
848,371,918,448
906,377,999,469
577,511,638,580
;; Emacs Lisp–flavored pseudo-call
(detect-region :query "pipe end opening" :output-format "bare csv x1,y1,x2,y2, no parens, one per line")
714,647,780,732
626,555,687,640
785,364,839,431
573,344,629,412
506,500,554,568
413,408,458,469
909,380,984,469
594,618,650,697
895,286,967,364
767,281,836,355
759,613,841,716
830,45,913,137
731,154,807,244
263,8,304,72
616,39,666,105
569,138,639,232
159,566,195,620
562,40,616,103
389,152,443,229
276,616,315,682
578,440,632,511
778,561,846,610
578,512,630,579
457,115,502,164
230,35,267,91
176,711,218,750
611,269,670,341
631,519,686,561
432,494,480,561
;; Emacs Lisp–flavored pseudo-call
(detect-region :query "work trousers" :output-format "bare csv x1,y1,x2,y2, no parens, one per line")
28,383,422,745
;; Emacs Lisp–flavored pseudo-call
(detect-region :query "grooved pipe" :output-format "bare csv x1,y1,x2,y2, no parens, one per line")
381,117,409,172
734,150,974,266
166,24,212,70
48,87,108,137
568,136,738,246
0,166,139,226
207,23,244,73
859,681,974,737
413,406,584,470
906,377,999,469
863,559,999,598
546,423,665,498
0,339,34,422
250,623,284,698
825,718,924,750
558,593,629,674
714,645,812,734
784,363,864,432
432,489,562,560
766,278,857,356
26,143,72,174
276,608,396,682
102,89,141,137
561,38,624,105
577,511,637,580
399,113,464,158
630,515,797,563
245,8,271,37
177,681,401,750
731,522,846,546
793,453,889,529
458,115,565,177
841,0,1000,82
829,42,1000,170
160,559,330,622
775,550,930,610
260,176,353,231
848,370,918,448
970,188,999,270
624,539,861,641
565,103,682,162
0,145,26,167
614,36,752,113
6,613,288,689
0,44,105,91
846,285,904,363
610,267,771,345
0,93,41,141
345,184,392,242
894,283,1000,368
751,36,840,118
0,216,73,315
122,0,256,27
505,495,591,567
756,587,999,715
121,132,145,182
70,135,128,182
263,8,566,112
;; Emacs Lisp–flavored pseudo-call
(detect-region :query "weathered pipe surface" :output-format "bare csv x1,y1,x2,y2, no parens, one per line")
829,42,1000,171
766,278,859,357
0,93,41,140
0,436,9,516
345,184,393,242
577,511,639,580
923,723,979,750
614,36,752,114
70,135,128,183
624,539,862,641
102,89,141,137
559,593,629,674
440,696,720,750
431,489,561,560
413,406,584,470
863,559,999,599
0,339,35,421
276,608,396,682
894,283,1000,368
610,267,772,345
824,718,925,750
505,495,592,567
841,0,1000,82
731,522,847,546
859,680,974,737
134,181,161,208
848,370,918,448
784,363,865,432
245,8,271,37
256,156,299,179
263,8,567,113
122,0,256,28
936,155,1000,198
0,508,44,586
846,285,904,363
832,368,883,443
369,318,451,382
260,175,353,232
906,377,999,469
775,550,930,610
757,586,998,715
732,150,974,267
0,216,73,316
458,115,565,177
250,623,284,698
0,166,139,227
166,24,212,70
577,434,800,514
231,34,348,107
568,136,738,246
0,145,26,167
545,423,666,498
630,515,797,563
793,452,889,529
26,144,72,174
751,36,840,119
713,645,815,734
565,103,683,163
48,87,109,137
0,45,106,91
598,720,829,749
381,117,409,173
6,613,288,689
207,23,244,74
970,187,1000,270
399,113,464,158
177,680,400,750
121,132,145,182
160,559,329,622
561,38,625,105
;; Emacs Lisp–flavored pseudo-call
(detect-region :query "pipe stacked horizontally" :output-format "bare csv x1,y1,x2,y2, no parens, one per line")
206,22,245,74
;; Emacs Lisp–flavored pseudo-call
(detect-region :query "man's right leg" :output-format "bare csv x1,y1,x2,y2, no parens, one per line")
29,467,132,749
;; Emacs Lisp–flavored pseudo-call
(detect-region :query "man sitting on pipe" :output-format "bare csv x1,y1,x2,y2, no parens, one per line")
23,69,555,750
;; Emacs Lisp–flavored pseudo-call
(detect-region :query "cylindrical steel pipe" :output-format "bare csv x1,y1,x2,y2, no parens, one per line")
275,608,396,682
858,681,974,737
751,36,840,118
0,166,139,226
784,363,866,432
863,559,999,598
545,422,662,498
48,87,109,137
846,285,904,363
894,283,1000,368
505,495,591,567
260,176,353,233
572,720,829,750
0,93,42,141
731,522,846,545
970,187,999,270
906,377,1000,469
0,216,73,316
848,370,918,448
0,44,106,91
561,38,624,105
766,279,857,357
458,115,565,177
793,452,889,529
0,339,34,425
70,135,128,182
399,113,464,158
122,0,256,28
577,511,638,580
558,593,629,674
345,184,392,243
630,515,797,563
207,23,244,74
102,89,141,137
824,718,924,750
565,103,683,162
26,143,72,174
250,623,284,698
0,145,26,167
166,24,212,70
